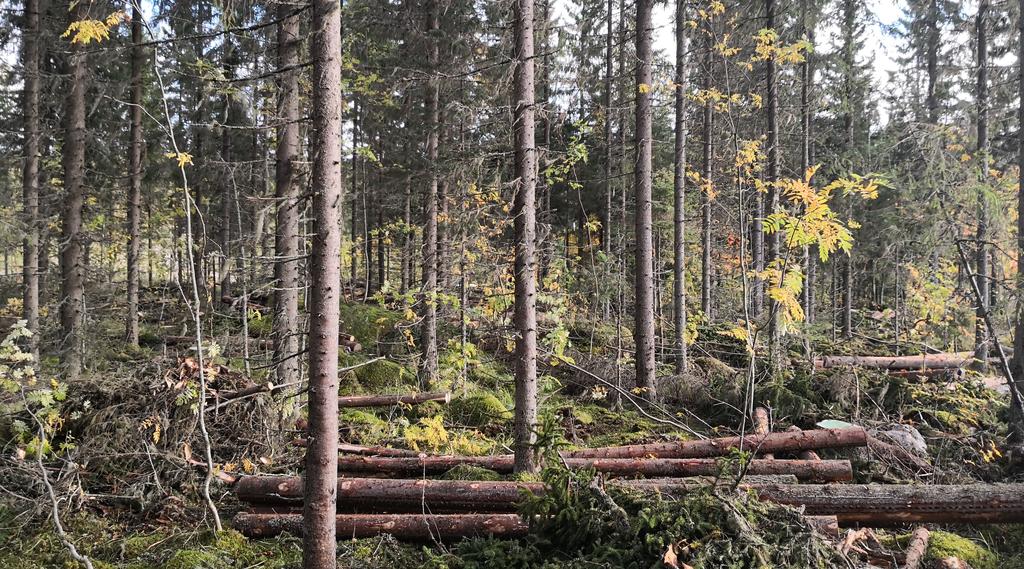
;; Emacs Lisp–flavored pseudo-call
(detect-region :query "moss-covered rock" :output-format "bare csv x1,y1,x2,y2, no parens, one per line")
927,531,998,569
353,358,416,392
448,393,512,427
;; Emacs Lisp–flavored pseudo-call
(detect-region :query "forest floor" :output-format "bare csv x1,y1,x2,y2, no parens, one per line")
1,281,1023,568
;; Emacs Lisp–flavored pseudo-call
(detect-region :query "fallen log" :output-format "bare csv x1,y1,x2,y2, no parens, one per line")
867,435,933,473
236,476,543,511
290,440,424,457
749,483,1024,526
903,527,930,569
564,427,867,459
805,515,840,538
814,352,974,371
787,426,821,460
233,512,529,540
886,368,963,380
339,392,450,408
335,455,853,482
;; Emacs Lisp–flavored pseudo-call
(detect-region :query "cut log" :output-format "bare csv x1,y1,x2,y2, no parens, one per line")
814,352,974,370
787,426,821,460
335,455,852,482
750,483,1024,526
565,427,867,459
903,527,930,569
886,368,963,380
290,440,424,457
233,512,529,539
236,476,542,511
339,392,450,408
752,407,773,459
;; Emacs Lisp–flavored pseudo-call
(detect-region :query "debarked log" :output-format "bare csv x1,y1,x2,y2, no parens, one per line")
335,455,853,482
813,352,974,370
564,427,867,459
232,512,529,539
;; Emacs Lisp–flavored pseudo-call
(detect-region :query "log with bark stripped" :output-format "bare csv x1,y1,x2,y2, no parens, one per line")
233,512,529,539
335,455,852,482
814,352,974,370
903,527,930,569
564,427,867,459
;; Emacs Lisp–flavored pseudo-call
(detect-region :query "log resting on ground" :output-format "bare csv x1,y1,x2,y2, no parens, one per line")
335,455,852,482
749,483,1024,526
233,512,529,539
564,427,867,459
903,527,930,569
814,352,974,370
338,391,450,408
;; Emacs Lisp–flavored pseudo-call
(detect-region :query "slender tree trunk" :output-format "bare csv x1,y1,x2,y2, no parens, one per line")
1011,0,1024,439
125,8,144,347
273,3,301,390
350,103,359,288
603,0,614,258
218,41,236,303
925,0,940,123
420,0,440,387
701,47,713,320
302,0,343,564
20,0,40,358
765,0,781,363
841,0,855,339
634,0,656,396
401,171,412,294
60,0,90,382
512,0,539,474
800,0,815,324
974,0,990,361
672,0,688,374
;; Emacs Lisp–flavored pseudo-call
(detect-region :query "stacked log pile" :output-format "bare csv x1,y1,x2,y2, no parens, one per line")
232,405,1022,549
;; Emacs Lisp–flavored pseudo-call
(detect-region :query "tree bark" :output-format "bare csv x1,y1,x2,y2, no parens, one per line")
419,0,440,388
814,351,974,370
750,483,1024,525
841,0,856,339
925,0,940,123
20,0,40,358
125,11,144,348
566,426,867,459
701,42,713,320
235,512,528,540
272,3,302,391
512,0,539,474
303,0,344,564
335,455,852,482
672,0,688,374
903,527,930,569
603,0,614,258
765,0,781,359
800,0,815,323
60,0,91,382
632,0,656,397
974,0,990,361
1012,0,1024,439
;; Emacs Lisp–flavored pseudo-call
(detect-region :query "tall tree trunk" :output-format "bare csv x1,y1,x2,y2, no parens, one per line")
60,0,90,381
841,0,855,340
273,3,301,390
401,171,412,294
218,41,236,303
603,0,614,258
974,0,990,361
701,45,713,320
672,0,688,374
765,0,781,362
512,0,539,474
634,0,656,396
126,7,144,347
303,0,343,564
1011,0,1024,439
420,0,440,387
21,0,40,358
800,0,815,324
925,0,940,123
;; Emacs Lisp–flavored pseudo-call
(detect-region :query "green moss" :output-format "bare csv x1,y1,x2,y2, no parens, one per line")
449,393,512,427
340,409,386,427
163,549,227,569
440,464,503,481
339,302,404,349
247,313,272,337
927,531,998,569
121,532,166,558
354,358,416,392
